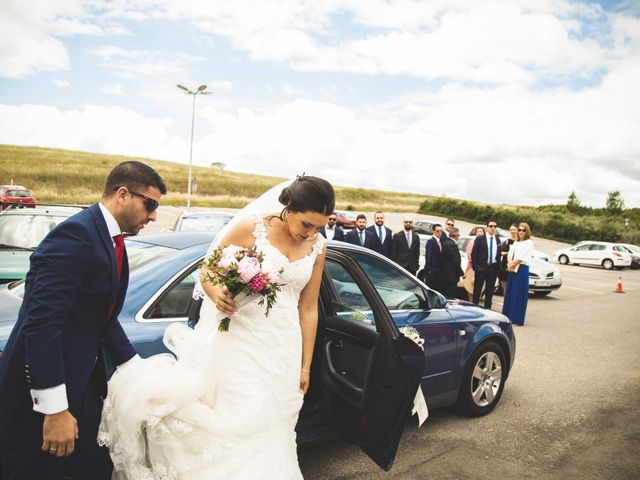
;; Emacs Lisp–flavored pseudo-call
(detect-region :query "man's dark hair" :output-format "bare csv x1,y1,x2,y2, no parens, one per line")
432,223,441,232
103,161,167,197
356,214,367,221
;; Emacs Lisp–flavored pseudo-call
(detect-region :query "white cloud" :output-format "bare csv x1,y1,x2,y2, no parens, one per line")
211,80,232,90
90,45,204,77
100,83,124,95
52,79,71,88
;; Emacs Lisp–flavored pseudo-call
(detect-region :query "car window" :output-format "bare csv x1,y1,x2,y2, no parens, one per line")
574,244,591,251
6,190,31,197
179,214,233,232
612,245,626,252
350,252,428,311
590,244,606,251
0,214,70,249
324,258,375,325
126,242,180,271
145,267,199,319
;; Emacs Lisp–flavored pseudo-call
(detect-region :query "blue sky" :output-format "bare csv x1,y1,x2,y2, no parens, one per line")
1,0,639,208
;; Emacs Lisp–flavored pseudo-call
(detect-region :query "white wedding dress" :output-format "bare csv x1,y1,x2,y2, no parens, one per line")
98,216,325,479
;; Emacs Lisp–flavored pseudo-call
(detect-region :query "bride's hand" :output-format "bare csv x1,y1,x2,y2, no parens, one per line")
212,284,238,315
299,369,310,395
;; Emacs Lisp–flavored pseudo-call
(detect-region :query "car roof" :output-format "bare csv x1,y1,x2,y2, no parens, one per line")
181,210,235,218
127,231,216,249
0,206,80,216
0,185,29,190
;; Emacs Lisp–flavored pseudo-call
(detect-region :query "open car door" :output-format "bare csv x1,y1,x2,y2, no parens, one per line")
321,249,425,471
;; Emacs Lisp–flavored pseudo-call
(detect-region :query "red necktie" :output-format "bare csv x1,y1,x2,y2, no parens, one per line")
113,234,124,280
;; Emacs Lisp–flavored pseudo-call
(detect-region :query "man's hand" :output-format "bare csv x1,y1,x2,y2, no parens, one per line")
42,410,78,457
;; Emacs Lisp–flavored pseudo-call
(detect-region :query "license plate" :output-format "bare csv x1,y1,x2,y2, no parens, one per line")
534,280,552,287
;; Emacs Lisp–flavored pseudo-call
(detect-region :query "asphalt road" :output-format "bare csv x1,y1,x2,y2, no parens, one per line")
148,207,640,479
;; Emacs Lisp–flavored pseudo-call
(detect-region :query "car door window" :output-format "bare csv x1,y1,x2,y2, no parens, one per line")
350,252,428,311
145,268,199,320
325,258,375,325
574,244,591,251
590,244,606,251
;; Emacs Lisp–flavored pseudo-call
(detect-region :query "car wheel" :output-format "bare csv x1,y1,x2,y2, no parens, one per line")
558,255,569,265
455,341,506,417
534,291,551,297
602,259,614,270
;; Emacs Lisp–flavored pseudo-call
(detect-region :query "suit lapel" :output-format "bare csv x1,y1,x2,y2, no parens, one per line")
89,204,120,317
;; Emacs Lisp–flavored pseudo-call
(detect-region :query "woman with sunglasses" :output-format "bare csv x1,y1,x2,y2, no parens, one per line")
502,223,534,326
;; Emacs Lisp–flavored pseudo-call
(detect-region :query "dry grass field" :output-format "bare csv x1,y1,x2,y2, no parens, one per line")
0,144,433,211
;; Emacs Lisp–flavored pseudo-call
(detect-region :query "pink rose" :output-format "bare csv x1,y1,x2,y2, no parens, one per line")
237,256,261,284
260,260,280,284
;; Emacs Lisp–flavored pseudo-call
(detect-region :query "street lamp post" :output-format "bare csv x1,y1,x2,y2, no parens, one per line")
177,83,211,210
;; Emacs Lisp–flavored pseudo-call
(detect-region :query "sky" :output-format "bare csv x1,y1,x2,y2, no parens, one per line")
0,0,639,208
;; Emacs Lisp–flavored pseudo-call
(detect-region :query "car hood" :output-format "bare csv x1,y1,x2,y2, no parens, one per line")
529,257,559,276
0,250,31,281
446,299,510,324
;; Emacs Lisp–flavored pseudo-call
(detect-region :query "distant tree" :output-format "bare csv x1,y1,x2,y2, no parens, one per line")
567,191,581,210
210,162,226,170
605,190,625,214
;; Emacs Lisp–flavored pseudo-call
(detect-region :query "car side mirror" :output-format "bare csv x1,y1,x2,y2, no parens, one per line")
425,289,447,309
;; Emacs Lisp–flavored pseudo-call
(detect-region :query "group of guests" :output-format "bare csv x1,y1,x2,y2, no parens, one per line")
320,212,533,326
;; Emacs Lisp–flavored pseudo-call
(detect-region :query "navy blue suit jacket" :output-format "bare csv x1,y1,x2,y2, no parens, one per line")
319,226,344,242
424,236,443,274
345,228,376,249
0,204,136,415
366,225,393,257
471,234,502,272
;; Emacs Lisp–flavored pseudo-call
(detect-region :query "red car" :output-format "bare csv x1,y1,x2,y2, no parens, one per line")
0,185,36,211
335,210,357,229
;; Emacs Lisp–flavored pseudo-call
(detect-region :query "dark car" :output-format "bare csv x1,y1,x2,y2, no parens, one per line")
0,185,36,211
0,206,84,284
0,232,515,471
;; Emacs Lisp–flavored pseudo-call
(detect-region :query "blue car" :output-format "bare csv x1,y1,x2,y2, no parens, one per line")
0,231,515,471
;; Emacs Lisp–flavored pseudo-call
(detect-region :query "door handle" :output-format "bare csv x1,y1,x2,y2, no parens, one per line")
333,339,344,351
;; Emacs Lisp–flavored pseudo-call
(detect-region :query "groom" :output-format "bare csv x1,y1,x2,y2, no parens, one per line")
0,161,166,479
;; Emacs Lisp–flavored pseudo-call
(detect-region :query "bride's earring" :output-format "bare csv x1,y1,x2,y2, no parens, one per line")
283,211,289,223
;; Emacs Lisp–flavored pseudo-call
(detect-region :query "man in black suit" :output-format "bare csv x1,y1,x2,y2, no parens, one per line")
366,211,392,258
440,227,464,298
391,216,420,275
424,223,444,291
319,212,344,241
0,161,166,480
345,214,376,249
471,220,502,309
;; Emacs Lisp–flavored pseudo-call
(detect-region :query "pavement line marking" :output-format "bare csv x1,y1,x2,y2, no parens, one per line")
563,286,605,295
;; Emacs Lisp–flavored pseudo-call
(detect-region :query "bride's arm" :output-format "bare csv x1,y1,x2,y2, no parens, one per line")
297,243,326,394
200,217,256,315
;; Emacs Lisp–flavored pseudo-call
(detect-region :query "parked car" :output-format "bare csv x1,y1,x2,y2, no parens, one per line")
414,220,440,235
0,231,515,470
0,206,83,284
619,244,640,269
335,210,357,229
166,209,234,232
555,241,632,270
0,185,36,211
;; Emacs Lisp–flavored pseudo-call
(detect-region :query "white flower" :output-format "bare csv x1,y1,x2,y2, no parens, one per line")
399,326,425,350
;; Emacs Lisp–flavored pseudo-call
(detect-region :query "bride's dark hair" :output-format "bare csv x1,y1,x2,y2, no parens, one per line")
276,175,335,221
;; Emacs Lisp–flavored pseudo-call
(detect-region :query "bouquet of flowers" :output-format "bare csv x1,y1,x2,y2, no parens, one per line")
201,245,283,332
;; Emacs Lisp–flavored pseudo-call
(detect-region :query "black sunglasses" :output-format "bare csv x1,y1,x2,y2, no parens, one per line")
446,222,454,226
518,228,526,232
488,224,497,228
130,190,159,212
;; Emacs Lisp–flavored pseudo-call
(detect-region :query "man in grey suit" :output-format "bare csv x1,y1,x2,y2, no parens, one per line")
391,215,420,276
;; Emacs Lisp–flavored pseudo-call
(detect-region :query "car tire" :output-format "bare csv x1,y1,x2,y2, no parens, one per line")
455,341,507,417
602,259,614,270
558,255,569,265
534,291,551,297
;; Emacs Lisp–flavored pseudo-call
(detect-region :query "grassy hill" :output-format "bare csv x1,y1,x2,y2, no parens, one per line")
0,144,432,211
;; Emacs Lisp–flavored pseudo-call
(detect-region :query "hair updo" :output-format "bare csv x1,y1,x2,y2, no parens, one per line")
277,175,335,220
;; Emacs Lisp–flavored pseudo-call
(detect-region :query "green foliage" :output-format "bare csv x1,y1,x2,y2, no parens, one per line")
567,191,581,212
419,197,640,245
606,190,625,214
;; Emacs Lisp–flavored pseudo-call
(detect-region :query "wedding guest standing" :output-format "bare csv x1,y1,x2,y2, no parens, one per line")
345,214,376,249
443,218,455,239
441,227,464,298
424,223,444,291
471,220,501,309
366,211,392,257
319,212,344,241
465,226,485,301
499,224,518,293
502,223,534,326
391,215,420,275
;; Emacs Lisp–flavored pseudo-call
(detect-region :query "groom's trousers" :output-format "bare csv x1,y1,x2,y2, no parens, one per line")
0,391,112,480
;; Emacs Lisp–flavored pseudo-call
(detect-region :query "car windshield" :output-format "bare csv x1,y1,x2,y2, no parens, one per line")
0,214,70,249
625,245,640,254
180,214,233,232
126,241,178,271
5,190,31,198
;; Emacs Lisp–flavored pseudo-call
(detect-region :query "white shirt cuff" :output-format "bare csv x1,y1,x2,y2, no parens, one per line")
31,384,68,415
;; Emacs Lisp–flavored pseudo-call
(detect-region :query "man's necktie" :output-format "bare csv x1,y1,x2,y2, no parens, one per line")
359,230,364,246
406,231,412,248
438,238,442,252
378,226,383,242
113,234,124,280
489,236,493,264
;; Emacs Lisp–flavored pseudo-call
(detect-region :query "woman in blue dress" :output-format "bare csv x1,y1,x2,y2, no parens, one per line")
502,223,533,326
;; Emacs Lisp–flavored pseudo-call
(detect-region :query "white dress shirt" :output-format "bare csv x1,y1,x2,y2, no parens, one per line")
30,203,122,414
325,226,335,241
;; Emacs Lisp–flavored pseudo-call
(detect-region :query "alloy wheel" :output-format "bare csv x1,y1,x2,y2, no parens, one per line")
470,351,503,407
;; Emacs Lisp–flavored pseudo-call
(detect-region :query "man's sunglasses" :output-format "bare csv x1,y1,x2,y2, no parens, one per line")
114,186,159,212
446,222,454,226
488,224,497,228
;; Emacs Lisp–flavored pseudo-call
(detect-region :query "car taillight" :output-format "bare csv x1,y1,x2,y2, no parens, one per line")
613,252,622,257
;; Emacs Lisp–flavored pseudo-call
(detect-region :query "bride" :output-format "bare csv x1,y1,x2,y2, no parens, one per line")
98,176,336,479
